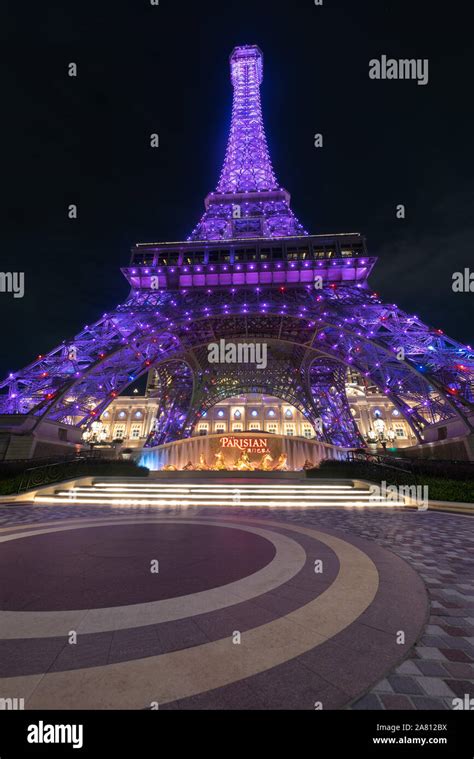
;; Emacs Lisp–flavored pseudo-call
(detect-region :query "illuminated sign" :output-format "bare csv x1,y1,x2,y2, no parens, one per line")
220,436,270,453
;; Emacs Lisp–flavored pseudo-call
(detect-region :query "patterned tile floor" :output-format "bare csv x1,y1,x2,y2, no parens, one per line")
0,502,472,710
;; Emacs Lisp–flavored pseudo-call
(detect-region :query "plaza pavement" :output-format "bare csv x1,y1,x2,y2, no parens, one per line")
0,501,472,710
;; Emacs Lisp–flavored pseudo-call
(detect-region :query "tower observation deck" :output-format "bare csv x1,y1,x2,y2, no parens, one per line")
124,45,374,292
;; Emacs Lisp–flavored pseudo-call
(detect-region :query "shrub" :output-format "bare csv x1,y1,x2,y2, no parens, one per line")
0,458,149,496
306,459,474,502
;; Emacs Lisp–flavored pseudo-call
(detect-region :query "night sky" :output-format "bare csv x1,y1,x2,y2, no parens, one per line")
2,0,473,378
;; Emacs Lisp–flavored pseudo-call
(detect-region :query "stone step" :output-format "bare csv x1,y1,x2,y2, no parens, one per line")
34,479,408,508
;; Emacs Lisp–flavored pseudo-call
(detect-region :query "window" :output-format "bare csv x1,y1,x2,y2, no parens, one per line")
207,250,220,264
437,426,447,441
130,424,142,439
287,247,309,260
132,252,155,266
157,252,179,265
249,423,261,431
266,423,278,434
303,425,313,439
113,424,126,440
395,426,406,439
215,423,226,433
232,424,243,432
284,424,295,436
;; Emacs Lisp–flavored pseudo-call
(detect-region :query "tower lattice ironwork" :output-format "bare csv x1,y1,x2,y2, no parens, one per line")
1,45,473,450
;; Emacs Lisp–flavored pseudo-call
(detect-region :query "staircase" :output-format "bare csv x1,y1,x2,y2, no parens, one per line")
34,479,409,509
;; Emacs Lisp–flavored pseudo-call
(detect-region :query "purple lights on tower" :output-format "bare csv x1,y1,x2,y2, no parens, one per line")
189,45,307,241
218,46,277,193
0,44,472,453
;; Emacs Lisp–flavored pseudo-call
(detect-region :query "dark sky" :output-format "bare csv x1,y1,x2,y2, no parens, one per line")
1,0,473,377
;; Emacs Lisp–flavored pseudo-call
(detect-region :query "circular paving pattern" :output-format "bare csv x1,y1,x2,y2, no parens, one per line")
0,514,428,710
0,522,277,610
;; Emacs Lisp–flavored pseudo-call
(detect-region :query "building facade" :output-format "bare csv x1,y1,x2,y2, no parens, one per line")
87,369,416,450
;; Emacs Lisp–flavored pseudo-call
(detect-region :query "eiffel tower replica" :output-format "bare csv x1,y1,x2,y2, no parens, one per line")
1,45,473,458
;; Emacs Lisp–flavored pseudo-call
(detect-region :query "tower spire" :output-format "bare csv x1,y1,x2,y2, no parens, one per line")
217,45,277,193
188,44,307,241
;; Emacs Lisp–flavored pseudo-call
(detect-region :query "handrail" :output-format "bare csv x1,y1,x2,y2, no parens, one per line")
346,450,418,486
0,454,79,468
18,457,87,494
349,450,413,472
349,450,474,469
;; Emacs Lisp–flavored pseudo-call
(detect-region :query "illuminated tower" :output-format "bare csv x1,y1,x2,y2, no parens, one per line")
189,46,306,241
0,45,473,454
